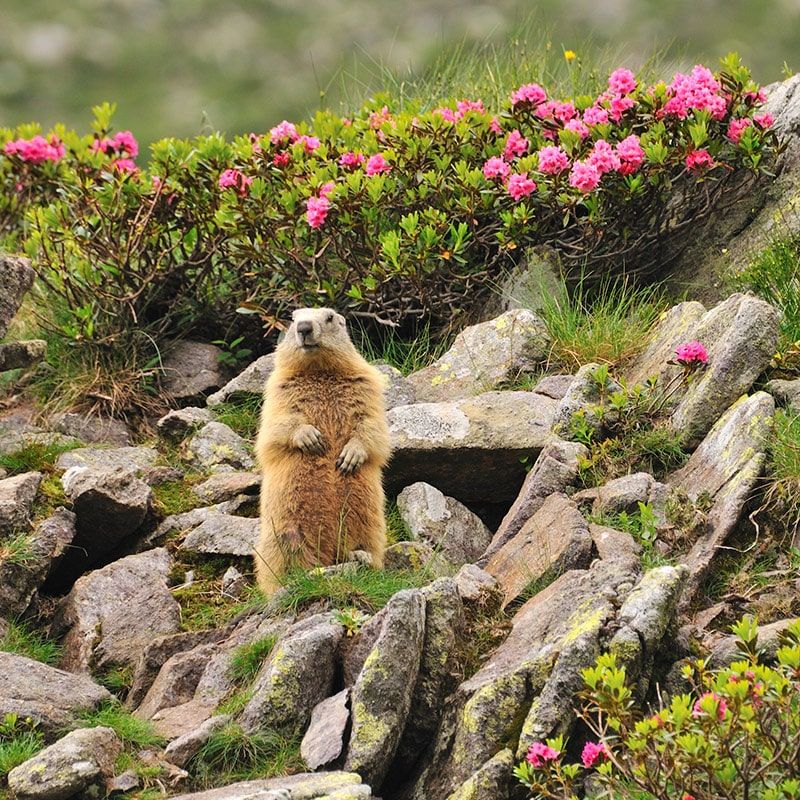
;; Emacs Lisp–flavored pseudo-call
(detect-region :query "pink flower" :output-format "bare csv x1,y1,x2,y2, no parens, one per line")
434,107,458,123
297,135,320,153
218,168,253,196
369,106,391,129
526,742,560,768
581,741,609,768
727,118,752,143
666,66,727,120
692,691,727,720
272,151,290,167
685,149,714,173
5,135,65,163
616,134,645,174
609,95,636,122
554,102,577,123
90,137,114,155
339,151,365,168
754,112,775,129
483,156,510,181
319,181,335,198
745,89,767,105
112,158,138,173
569,161,601,192
538,145,570,175
511,82,547,107
456,99,485,116
535,101,558,120
113,130,138,158
365,153,391,175
489,116,503,134
305,195,330,229
503,129,529,160
507,172,537,201
269,120,299,145
564,119,590,139
674,340,709,366
588,140,621,175
609,67,637,96
583,105,609,126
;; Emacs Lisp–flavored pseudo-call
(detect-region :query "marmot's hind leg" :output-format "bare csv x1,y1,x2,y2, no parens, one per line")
254,524,306,594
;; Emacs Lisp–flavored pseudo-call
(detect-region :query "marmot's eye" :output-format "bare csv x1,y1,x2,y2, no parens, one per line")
326,313,334,323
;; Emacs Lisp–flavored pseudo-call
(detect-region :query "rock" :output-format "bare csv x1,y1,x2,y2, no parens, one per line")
396,482,492,567
342,610,384,688
108,770,140,794
157,407,215,442
222,566,248,598
589,523,642,565
301,689,350,770
573,472,655,515
0,471,41,534
552,362,622,438
487,246,562,315
0,508,76,617
8,726,121,800
453,564,503,612
169,772,368,800
766,378,800,413
0,339,46,371
161,340,226,404
383,540,439,573
669,392,775,607
206,353,275,407
533,374,577,400
407,310,549,403
481,439,587,564
192,471,260,503
344,589,426,789
56,445,158,476
387,391,559,503
55,548,182,673
164,714,232,768
239,614,343,734
185,421,255,473
484,493,593,608
0,255,35,338
444,748,515,800
180,513,259,557
0,652,112,737
50,412,131,446
376,363,416,409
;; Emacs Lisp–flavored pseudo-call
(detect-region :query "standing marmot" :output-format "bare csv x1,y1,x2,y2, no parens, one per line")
254,308,391,594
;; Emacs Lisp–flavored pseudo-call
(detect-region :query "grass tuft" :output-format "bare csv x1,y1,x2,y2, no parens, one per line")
354,323,450,376
0,619,62,665
385,500,412,545
0,439,80,476
0,731,45,780
228,635,278,686
212,396,263,440
74,702,164,748
762,410,800,542
95,665,135,701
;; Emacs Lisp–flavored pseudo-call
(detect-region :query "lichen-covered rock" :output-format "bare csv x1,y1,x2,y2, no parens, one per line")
484,493,593,608
192,471,260,503
0,508,76,617
589,523,642,565
8,725,121,800
161,340,226,404
573,472,655,515
169,771,369,800
482,439,587,564
445,748,515,800
301,689,350,770
50,412,131,446
383,540,439,573
239,614,343,734
552,362,622,438
766,377,800,414
185,421,255,473
0,652,112,737
0,254,35,338
207,353,275,407
407,310,550,403
397,482,492,567
344,589,426,789
157,407,215,442
0,339,47,372
164,714,232,768
55,445,158,476
376,363,416,408
669,392,775,607
180,513,259,557
387,391,559,503
55,548,182,673
0,471,42,535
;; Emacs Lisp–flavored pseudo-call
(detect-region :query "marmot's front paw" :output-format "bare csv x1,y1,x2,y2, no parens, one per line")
337,439,368,474
292,424,326,454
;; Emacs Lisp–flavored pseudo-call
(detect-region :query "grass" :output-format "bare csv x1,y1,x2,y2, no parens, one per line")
0,439,80,476
212,396,263,440
589,504,673,570
228,635,278,686
761,410,800,543
354,322,451,376
189,722,304,787
0,619,62,665
385,500,412,544
74,702,164,748
0,532,36,568
151,478,202,517
216,687,254,717
0,730,45,780
95,665,135,701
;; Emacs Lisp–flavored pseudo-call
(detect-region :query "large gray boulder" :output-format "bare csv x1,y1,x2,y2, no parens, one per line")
387,391,559,503
161,340,226,405
0,653,112,737
206,353,275,407
179,513,259,557
55,548,182,673
0,471,42,535
8,726,121,800
0,255,35,338
445,748,516,800
407,310,550,403
185,421,255,473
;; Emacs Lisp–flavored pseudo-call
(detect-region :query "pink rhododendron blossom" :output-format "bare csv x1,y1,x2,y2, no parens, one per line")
754,112,775,128
218,168,253,196
369,106,391,128
526,742,560,768
554,101,577,123
269,120,298,145
341,117,352,127
588,140,621,175
609,95,636,122
457,99,485,116
616,134,645,174
272,151,290,167
745,89,768,104
489,116,503,134
112,158,138,173
339,151,365,168
727,117,752,143
581,741,609,768
511,82,547,107
538,145,570,175
569,161,601,192
692,692,727,720
685,148,714,173
564,119,590,139
297,135,320,153
319,181,335,198
535,101,558,120
507,172,537,201
365,153,391,175
608,67,637,96
113,131,138,158
675,341,709,366
305,195,330,229
482,156,510,180
583,105,609,126
5,135,65,163
503,129,529,159
665,66,727,120
434,107,458,123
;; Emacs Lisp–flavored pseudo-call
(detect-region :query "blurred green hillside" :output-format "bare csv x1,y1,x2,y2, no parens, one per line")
2,0,799,151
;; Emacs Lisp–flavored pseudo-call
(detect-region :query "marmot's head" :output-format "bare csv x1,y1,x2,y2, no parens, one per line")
277,307,357,365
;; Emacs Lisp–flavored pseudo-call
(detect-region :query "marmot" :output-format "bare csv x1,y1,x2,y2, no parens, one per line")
254,307,391,594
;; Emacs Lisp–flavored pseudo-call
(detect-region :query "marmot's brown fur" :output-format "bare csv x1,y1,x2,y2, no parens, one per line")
254,308,391,594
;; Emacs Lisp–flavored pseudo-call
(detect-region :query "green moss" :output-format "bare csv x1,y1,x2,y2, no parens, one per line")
151,477,203,516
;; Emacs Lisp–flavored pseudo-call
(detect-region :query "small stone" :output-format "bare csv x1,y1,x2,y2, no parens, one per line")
192,471,260,504
453,564,503,612
185,422,254,473
532,374,578,400
384,540,439,572
206,354,274,408
161,340,226,404
222,566,247,598
301,689,350,770
180,514,259,557
157,407,215,442
766,378,800,414
164,714,232,768
573,472,654,515
0,340,47,372
50,412,131,446
108,770,140,793
589,524,642,565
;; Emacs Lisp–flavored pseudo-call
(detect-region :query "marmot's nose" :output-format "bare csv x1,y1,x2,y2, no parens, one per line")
296,321,313,337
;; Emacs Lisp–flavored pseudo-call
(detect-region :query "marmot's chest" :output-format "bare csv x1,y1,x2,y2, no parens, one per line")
284,373,369,436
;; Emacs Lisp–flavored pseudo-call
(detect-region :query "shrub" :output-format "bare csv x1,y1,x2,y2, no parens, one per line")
515,617,800,800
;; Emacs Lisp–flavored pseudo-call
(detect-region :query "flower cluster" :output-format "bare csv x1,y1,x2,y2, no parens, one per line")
218,168,253,196
4,135,66,163
526,742,560,767
674,340,709,366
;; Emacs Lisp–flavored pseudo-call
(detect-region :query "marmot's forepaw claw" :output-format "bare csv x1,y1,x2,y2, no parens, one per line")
337,440,367,474
293,425,325,454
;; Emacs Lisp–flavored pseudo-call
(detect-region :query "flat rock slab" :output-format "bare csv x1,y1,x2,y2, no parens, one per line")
407,310,550,403
50,412,131,446
206,353,275,407
185,422,255,473
170,771,369,800
301,689,350,770
0,652,112,737
387,391,558,503
192,471,260,504
157,407,215,442
56,548,182,673
56,446,158,476
180,513,259,557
